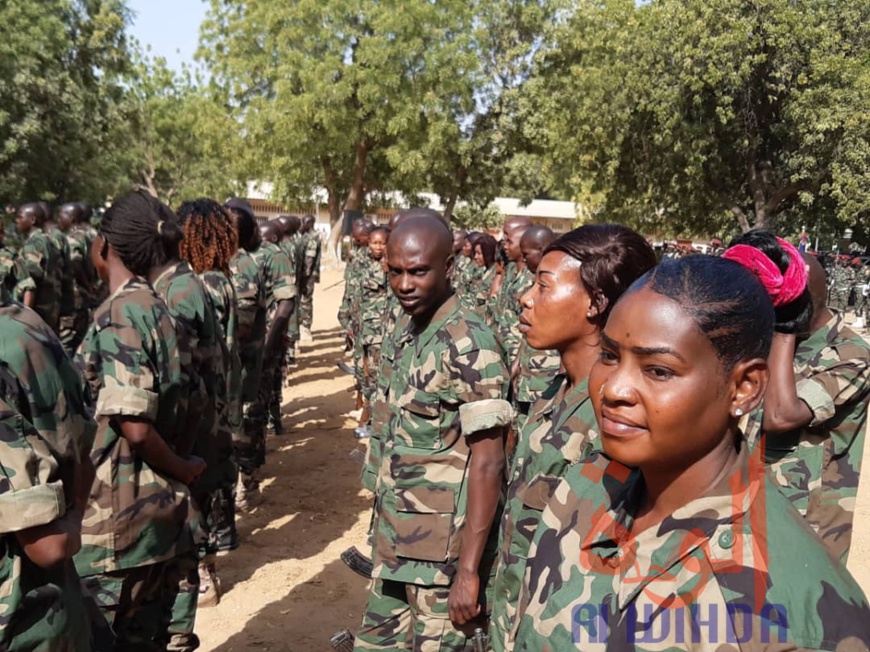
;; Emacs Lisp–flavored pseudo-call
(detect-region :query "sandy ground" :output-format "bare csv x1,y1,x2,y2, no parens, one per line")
195,267,870,651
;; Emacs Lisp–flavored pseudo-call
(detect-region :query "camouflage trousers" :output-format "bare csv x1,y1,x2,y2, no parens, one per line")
354,343,381,408
354,580,488,652
299,285,315,330
829,286,852,313
233,399,267,474
59,309,90,356
82,554,199,652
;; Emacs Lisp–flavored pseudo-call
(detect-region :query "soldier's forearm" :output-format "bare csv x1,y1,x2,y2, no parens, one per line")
762,333,814,434
458,427,505,576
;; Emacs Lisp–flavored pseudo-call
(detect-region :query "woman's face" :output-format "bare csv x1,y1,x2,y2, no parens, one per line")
369,231,388,260
474,244,486,267
519,251,592,351
462,239,473,257
589,286,735,471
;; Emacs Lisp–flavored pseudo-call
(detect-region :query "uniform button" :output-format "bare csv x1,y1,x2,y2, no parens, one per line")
718,531,734,549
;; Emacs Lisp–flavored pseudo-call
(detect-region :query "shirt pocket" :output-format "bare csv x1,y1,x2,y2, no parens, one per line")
395,390,442,450
393,485,456,562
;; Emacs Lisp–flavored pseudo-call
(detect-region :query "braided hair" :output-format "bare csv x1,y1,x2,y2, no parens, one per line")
545,224,657,329
100,191,183,277
177,198,239,275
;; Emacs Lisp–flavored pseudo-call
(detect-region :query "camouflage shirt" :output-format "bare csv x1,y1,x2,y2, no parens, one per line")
229,249,266,401
0,396,92,651
496,266,535,363
371,294,512,586
0,245,34,302
514,339,562,407
249,241,296,328
153,261,229,494
492,375,597,652
20,229,63,330
66,226,97,311
302,231,322,284
462,264,498,326
357,253,389,346
280,238,301,338
761,314,870,563
514,446,870,651
75,277,191,575
49,228,75,316
339,245,369,332
0,300,95,649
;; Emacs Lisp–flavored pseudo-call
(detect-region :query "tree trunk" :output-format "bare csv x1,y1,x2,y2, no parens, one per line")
443,194,458,222
345,139,369,211
321,156,345,264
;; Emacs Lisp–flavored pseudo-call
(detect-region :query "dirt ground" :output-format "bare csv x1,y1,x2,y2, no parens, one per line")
195,266,870,651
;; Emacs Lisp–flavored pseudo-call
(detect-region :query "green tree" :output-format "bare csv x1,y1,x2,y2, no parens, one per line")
200,0,482,252
528,0,870,236
0,0,134,205
125,55,244,204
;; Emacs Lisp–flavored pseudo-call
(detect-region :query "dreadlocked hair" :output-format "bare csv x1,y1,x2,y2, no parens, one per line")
100,191,183,277
177,198,239,275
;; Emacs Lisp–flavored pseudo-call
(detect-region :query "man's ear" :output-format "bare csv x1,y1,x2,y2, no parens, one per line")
729,357,769,417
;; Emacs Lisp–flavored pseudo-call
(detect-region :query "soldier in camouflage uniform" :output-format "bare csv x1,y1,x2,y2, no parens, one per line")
0,293,98,652
74,192,205,651
338,219,374,350
515,256,870,651
15,203,63,332
512,226,559,441
746,251,870,563
56,203,95,354
492,225,655,652
352,227,390,438
0,219,34,301
177,198,244,606
277,215,303,367
828,258,855,313
494,223,533,364
45,206,76,350
461,234,499,325
450,229,469,297
354,216,512,652
298,214,321,341
225,199,269,509
255,220,297,436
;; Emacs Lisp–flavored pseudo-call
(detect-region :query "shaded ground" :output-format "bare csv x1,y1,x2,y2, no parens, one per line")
195,268,870,650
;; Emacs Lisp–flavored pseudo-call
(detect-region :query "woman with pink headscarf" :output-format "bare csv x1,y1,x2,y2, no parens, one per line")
724,230,870,563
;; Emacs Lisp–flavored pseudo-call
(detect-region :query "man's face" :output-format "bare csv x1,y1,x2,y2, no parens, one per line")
353,230,370,248
504,227,524,262
521,237,546,273
15,209,34,234
57,209,74,232
452,232,466,255
387,232,453,320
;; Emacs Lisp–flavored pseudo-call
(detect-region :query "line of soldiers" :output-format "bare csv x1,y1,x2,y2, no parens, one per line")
0,195,322,651
826,256,870,325
332,212,870,652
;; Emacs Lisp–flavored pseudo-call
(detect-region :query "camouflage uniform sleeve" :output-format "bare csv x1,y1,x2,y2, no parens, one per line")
796,354,870,429
0,396,65,534
12,255,36,298
87,319,160,422
230,258,259,330
19,238,45,283
448,330,512,436
270,249,297,302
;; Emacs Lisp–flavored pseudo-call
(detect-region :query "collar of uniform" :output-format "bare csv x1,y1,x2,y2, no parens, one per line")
27,229,43,241
152,260,187,288
400,293,460,348
552,376,591,431
585,442,759,610
106,275,150,302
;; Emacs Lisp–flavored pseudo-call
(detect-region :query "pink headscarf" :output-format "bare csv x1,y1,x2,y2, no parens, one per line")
722,237,807,307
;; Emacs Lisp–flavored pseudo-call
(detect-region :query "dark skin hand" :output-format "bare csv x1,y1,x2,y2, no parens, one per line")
448,427,505,625
117,417,206,486
761,334,813,433
265,298,294,358
22,290,35,308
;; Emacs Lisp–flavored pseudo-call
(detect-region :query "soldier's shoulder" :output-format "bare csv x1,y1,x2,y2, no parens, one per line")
94,280,164,332
443,303,499,355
